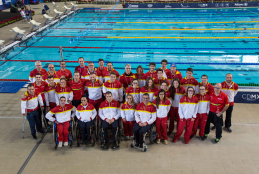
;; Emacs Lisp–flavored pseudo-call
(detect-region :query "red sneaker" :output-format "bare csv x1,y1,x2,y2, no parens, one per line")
172,139,177,143
185,140,189,144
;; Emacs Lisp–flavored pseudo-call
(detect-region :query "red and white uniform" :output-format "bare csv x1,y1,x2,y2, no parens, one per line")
33,81,48,103
103,80,123,102
140,87,158,103
102,69,120,82
135,102,156,125
221,81,238,106
121,102,136,136
153,98,170,140
210,91,229,113
199,82,214,95
153,89,172,104
120,73,136,91
55,85,73,106
76,103,97,122
135,73,146,88
125,86,141,104
99,100,121,121
75,65,88,76
43,71,60,83
97,66,107,77
192,93,210,137
181,76,199,94
57,69,72,81
67,79,86,101
154,77,170,90
173,95,198,143
168,86,186,132
46,104,76,142
44,83,57,109
144,70,167,80
81,69,103,82
21,91,44,114
167,70,183,84
29,68,47,83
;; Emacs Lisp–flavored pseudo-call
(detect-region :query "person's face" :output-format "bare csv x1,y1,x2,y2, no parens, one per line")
90,74,96,82
125,66,131,74
142,95,149,103
110,74,116,82
132,80,138,88
107,63,113,71
98,61,104,67
157,71,163,79
187,88,194,97
78,58,84,66
214,84,221,93
88,63,94,71
201,76,208,84
149,65,155,72
60,98,66,106
60,80,66,87
170,66,176,72
74,73,80,80
47,78,54,85
48,65,55,72
199,87,206,95
186,71,193,78
160,83,167,90
127,96,133,103
159,92,165,100
35,75,42,82
148,80,153,87
137,68,142,74
35,63,42,70
226,74,233,83
161,62,167,68
173,81,179,88
60,62,66,69
81,97,88,105
28,87,34,95
106,94,113,101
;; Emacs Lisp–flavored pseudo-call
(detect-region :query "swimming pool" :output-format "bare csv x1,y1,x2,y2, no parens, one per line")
1,8,259,86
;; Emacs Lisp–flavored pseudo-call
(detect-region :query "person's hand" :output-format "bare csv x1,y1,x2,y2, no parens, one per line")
55,121,59,124
21,94,26,99
138,122,143,127
106,119,111,124
22,113,26,116
41,106,44,111
122,118,126,122
191,118,195,121
98,80,103,85
47,106,50,112
68,100,71,104
110,119,115,124
216,112,221,117
142,122,147,127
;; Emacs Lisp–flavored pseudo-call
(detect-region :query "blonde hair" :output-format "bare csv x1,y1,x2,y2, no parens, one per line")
126,94,136,109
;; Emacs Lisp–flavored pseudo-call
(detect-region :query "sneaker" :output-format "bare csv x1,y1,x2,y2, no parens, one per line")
47,125,51,129
112,142,119,149
125,136,130,140
33,135,37,140
224,127,232,133
139,144,143,148
167,131,172,136
102,143,109,149
214,138,220,144
129,136,134,139
64,142,68,146
185,140,189,144
190,135,194,139
204,134,208,140
36,130,44,134
135,143,139,147
156,139,160,144
172,138,177,143
211,126,216,130
200,136,205,141
164,140,168,145
58,142,63,147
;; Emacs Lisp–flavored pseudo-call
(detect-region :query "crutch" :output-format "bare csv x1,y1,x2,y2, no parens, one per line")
22,111,27,139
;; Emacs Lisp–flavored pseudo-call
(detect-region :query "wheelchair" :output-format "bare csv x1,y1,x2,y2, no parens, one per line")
130,123,157,152
98,117,122,148
75,118,97,147
53,120,74,150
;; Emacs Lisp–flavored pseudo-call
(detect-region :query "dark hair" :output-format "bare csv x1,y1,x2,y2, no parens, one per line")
98,59,104,63
186,86,195,96
136,65,144,74
161,80,168,86
143,93,149,97
107,62,113,65
89,72,96,75
170,78,181,100
60,61,66,64
78,57,84,60
35,73,41,77
156,69,163,74
144,77,155,89
105,91,112,96
60,96,66,100
161,59,168,64
88,61,94,64
201,74,208,79
60,77,66,82
156,89,166,109
110,72,116,76
81,96,87,100
149,62,156,66
27,84,34,88
74,71,80,75
47,75,54,79
199,85,205,88
186,68,193,73
21,7,24,10
131,78,138,85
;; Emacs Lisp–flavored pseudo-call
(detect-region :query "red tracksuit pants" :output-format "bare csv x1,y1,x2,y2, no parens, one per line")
156,117,168,140
173,118,194,142
89,98,103,120
192,113,208,137
169,107,179,132
122,120,135,136
57,121,69,142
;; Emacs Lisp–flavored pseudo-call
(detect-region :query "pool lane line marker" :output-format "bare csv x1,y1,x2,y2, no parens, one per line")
116,21,259,24
53,28,259,31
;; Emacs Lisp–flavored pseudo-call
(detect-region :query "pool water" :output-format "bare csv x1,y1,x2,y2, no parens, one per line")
1,8,259,85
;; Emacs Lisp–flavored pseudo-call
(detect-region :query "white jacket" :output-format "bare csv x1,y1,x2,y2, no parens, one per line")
153,99,171,118
135,102,156,125
21,92,43,114
178,96,199,119
121,102,135,121
46,104,76,123
99,100,121,120
76,104,97,122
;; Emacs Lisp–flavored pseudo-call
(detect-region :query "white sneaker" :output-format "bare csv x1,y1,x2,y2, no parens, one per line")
126,136,130,140
129,136,134,139
64,142,68,146
58,142,62,147
156,139,160,144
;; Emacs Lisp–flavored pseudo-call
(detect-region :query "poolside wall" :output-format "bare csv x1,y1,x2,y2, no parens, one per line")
124,2,259,8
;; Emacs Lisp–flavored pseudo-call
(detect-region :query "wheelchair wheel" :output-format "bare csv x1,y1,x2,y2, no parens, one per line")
76,123,81,147
95,118,98,140
149,124,157,144
144,147,147,152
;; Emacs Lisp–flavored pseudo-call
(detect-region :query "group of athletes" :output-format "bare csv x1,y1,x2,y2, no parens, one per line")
21,58,238,150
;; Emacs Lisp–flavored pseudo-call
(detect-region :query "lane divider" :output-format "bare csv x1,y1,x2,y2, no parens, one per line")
116,21,259,24
73,15,259,18
53,28,259,31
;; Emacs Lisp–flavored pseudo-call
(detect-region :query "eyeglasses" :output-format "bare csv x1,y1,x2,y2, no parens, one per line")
133,82,138,84
214,87,220,89
49,67,54,69
188,90,194,92
143,98,149,100
199,89,205,90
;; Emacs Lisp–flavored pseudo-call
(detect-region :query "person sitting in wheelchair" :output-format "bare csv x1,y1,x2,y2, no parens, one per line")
133,93,156,148
76,96,97,146
46,96,76,148
99,91,121,150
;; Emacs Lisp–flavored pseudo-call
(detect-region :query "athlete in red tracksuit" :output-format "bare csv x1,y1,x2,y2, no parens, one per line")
46,97,76,148
154,69,170,90
55,78,73,106
42,64,60,83
167,78,185,135
81,61,103,82
153,89,171,145
167,63,183,84
57,61,72,81
140,77,158,103
200,74,214,95
135,65,146,88
97,59,107,77
181,68,199,94
29,61,47,83
120,64,136,92
75,57,88,76
44,76,57,112
173,87,198,144
103,62,120,82
121,94,136,139
191,85,210,140
125,79,141,104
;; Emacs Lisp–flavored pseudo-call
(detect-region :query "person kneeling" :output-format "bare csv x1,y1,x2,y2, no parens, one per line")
99,91,121,150
76,96,97,146
46,97,76,148
133,93,156,148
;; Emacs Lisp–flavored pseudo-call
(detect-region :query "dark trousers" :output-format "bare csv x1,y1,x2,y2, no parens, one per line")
72,100,81,122
27,110,42,136
102,120,118,143
205,111,223,139
225,105,233,128
133,123,151,145
78,120,94,141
